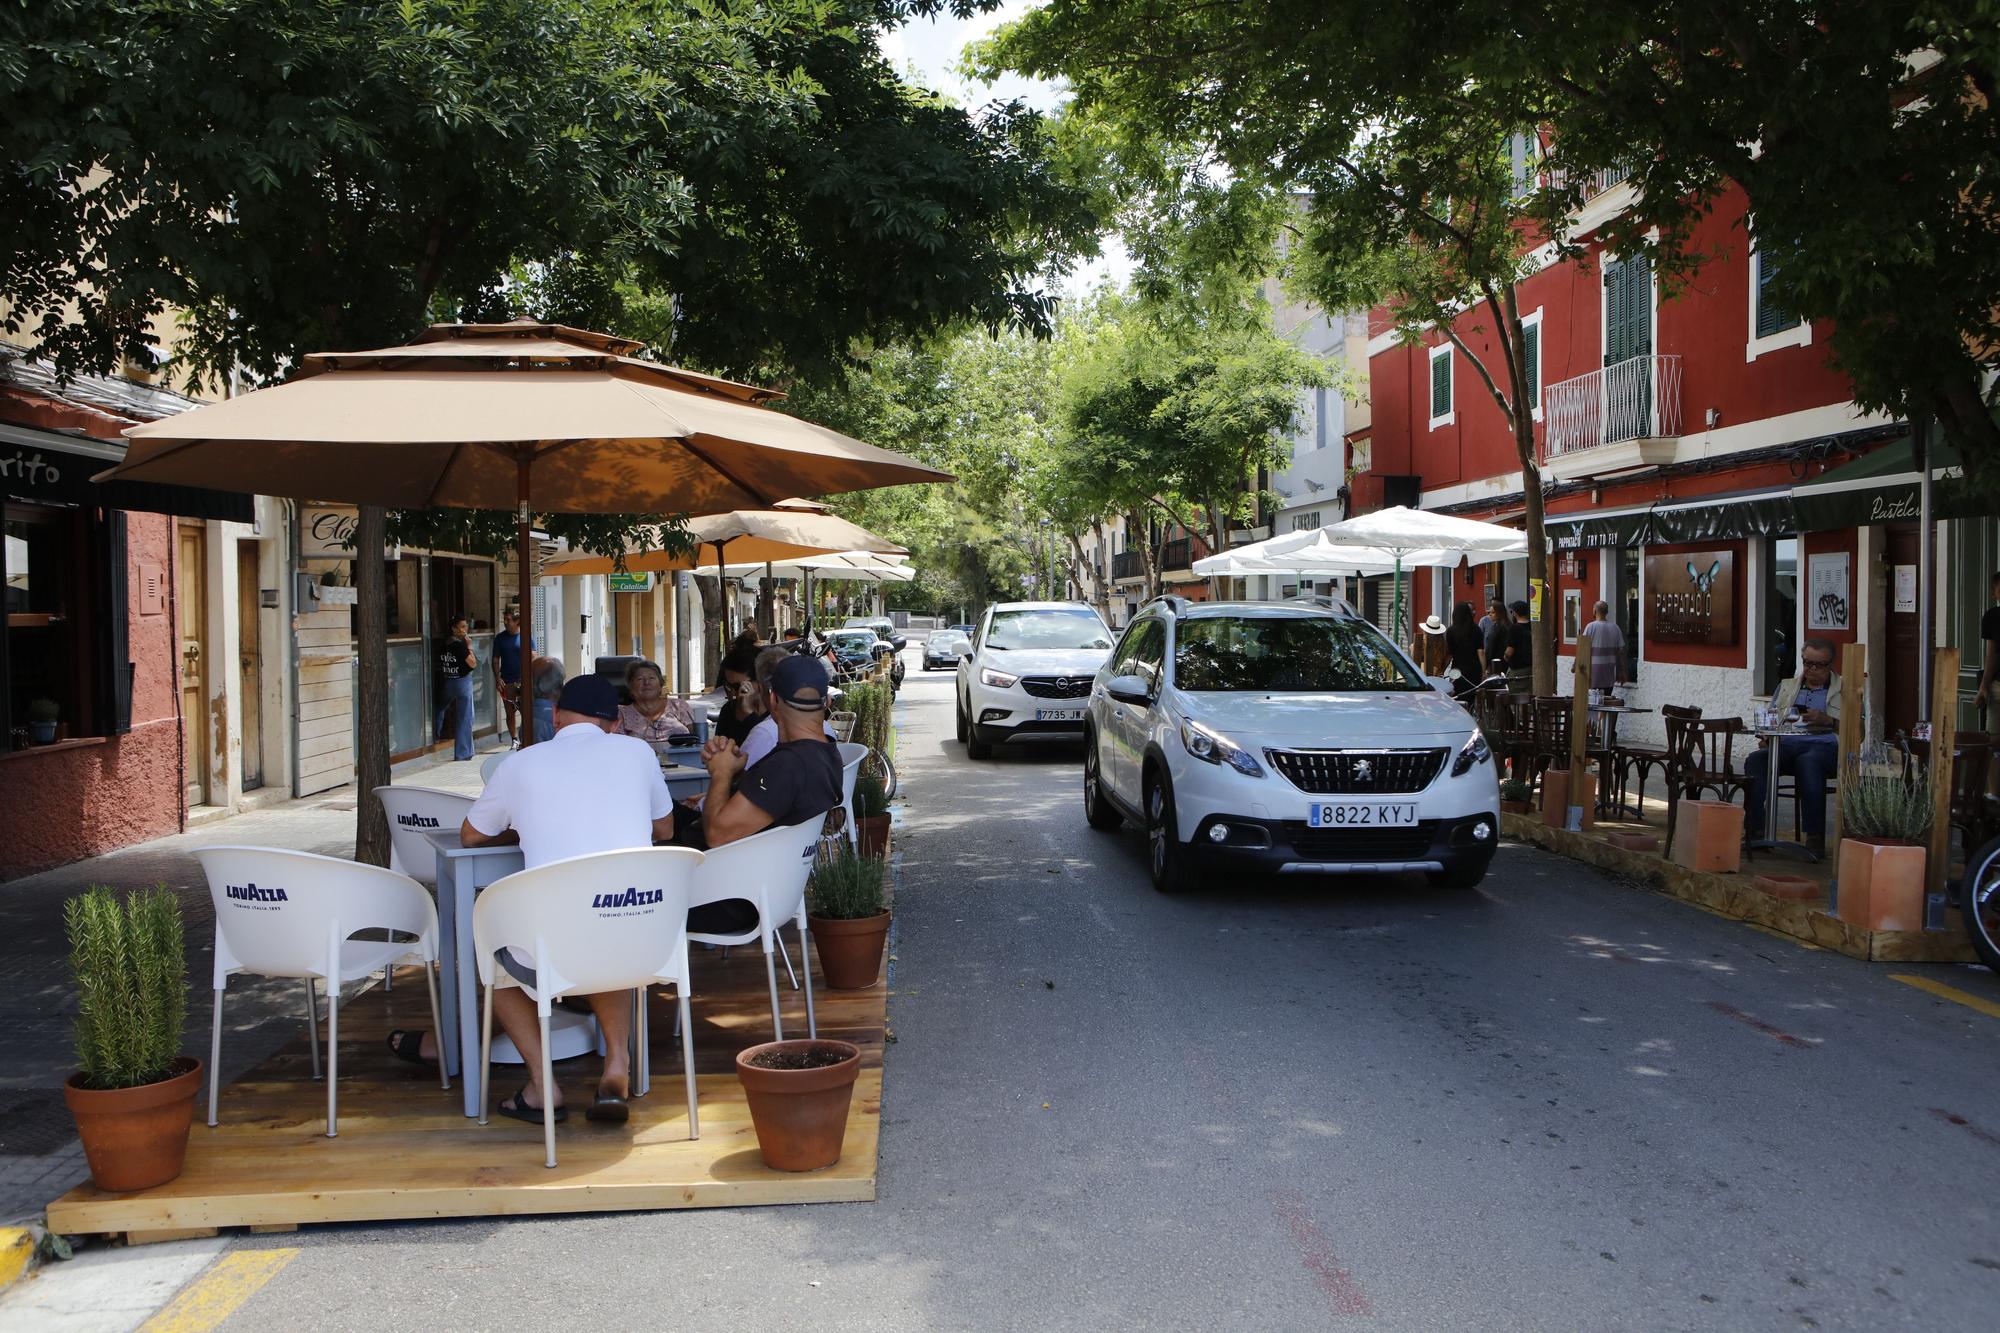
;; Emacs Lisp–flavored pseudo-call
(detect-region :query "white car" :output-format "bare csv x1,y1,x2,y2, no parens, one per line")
923,630,972,671
955,602,1115,759
1081,597,1498,892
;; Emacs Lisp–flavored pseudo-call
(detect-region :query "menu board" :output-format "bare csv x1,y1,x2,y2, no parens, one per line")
1806,551,1850,630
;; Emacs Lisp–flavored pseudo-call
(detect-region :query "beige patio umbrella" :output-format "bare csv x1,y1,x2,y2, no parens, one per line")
545,505,907,659
97,320,949,750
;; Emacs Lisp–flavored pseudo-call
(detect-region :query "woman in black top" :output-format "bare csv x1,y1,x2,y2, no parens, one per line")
712,631,767,744
1444,601,1485,696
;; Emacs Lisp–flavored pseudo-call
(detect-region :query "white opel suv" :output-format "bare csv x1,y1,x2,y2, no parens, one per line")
1081,597,1499,892
955,602,1115,759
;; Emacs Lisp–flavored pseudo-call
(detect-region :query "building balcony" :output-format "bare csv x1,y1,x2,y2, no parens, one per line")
1541,353,1682,481
1112,550,1148,582
1159,535,1212,574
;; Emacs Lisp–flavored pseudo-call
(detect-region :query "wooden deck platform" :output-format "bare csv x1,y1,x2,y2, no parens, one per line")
48,945,883,1241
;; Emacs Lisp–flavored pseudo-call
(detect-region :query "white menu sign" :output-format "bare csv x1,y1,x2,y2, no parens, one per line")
1806,551,1850,631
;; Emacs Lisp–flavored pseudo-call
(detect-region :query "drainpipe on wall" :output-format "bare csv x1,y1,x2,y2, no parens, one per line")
1917,416,1933,723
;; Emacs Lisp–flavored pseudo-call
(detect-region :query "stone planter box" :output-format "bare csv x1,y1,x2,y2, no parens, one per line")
1670,799,1743,873
1539,767,1596,829
1835,838,1927,932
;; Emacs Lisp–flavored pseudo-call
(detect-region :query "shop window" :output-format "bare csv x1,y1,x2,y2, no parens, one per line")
1760,536,1799,695
4,501,123,749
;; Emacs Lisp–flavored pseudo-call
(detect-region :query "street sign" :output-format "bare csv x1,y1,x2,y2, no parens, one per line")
608,571,656,593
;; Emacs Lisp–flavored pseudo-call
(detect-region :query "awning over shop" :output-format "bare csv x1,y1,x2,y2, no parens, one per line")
1,430,253,521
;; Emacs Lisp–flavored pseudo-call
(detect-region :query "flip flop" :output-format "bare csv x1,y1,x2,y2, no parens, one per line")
586,1078,630,1125
495,1086,567,1125
385,1030,431,1066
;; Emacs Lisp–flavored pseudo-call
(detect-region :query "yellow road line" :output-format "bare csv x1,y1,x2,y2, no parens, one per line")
138,1248,297,1333
1890,974,2000,1021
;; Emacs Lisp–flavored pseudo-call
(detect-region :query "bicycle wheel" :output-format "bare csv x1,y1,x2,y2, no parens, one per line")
1962,834,2000,974
862,747,898,803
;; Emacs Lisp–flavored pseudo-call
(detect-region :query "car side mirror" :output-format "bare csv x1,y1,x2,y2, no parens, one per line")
1107,674,1151,706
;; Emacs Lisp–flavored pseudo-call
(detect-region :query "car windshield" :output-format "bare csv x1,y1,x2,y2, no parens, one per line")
829,632,874,650
1174,616,1429,692
985,609,1113,652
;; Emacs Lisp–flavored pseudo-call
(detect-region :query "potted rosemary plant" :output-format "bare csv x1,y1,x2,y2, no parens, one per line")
808,844,890,990
62,887,201,1192
853,769,891,858
1498,778,1532,815
1835,747,1932,932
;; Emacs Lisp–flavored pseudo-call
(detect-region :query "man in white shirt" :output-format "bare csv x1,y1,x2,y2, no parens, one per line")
387,674,674,1128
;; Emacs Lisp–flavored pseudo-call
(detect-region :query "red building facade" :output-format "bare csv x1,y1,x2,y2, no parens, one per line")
1369,181,1993,745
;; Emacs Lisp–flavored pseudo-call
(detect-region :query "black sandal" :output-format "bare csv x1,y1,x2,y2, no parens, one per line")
495,1086,567,1125
586,1078,630,1125
385,1029,432,1066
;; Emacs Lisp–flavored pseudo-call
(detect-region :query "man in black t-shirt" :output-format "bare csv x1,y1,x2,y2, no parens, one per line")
677,655,843,933
1978,571,2000,727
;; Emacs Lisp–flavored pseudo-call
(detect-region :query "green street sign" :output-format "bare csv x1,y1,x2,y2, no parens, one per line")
607,571,655,593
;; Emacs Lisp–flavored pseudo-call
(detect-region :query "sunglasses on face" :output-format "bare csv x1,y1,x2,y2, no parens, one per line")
1801,658,1832,670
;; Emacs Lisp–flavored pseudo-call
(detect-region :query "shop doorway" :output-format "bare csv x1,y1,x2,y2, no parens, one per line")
176,522,208,807
1884,523,1921,738
236,543,263,790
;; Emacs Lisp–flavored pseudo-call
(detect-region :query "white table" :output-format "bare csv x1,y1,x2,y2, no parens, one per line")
426,831,524,1116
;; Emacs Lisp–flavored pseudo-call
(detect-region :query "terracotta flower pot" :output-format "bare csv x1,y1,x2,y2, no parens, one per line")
1669,799,1744,872
1499,799,1532,815
1752,873,1818,901
64,1057,202,1193
736,1039,862,1172
856,813,890,859
1836,837,1927,931
1539,767,1596,828
809,910,891,990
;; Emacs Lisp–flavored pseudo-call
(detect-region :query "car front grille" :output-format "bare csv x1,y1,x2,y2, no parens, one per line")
1281,821,1438,861
1267,748,1449,794
1021,675,1093,700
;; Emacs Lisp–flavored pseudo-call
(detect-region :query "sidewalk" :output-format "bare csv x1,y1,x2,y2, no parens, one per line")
0,745,496,1224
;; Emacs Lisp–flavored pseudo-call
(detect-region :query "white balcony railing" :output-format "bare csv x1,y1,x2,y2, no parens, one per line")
1543,353,1682,457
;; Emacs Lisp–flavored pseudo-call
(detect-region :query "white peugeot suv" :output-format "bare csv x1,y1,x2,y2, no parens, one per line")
955,601,1115,759
1081,597,1498,892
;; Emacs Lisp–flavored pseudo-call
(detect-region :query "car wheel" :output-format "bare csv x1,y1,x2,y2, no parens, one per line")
966,725,993,760
955,692,969,744
1427,864,1487,890
1082,731,1122,831
1144,769,1190,894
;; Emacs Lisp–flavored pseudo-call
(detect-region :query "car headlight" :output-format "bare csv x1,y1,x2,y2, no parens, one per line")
1180,720,1264,778
980,667,1020,688
1451,729,1492,777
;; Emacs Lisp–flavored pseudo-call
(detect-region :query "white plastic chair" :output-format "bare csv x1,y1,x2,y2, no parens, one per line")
689,819,826,1042
479,752,510,785
374,786,475,885
194,846,448,1138
472,847,704,1168
833,743,868,855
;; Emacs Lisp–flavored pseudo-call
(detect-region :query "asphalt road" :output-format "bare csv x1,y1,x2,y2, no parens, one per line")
54,653,2000,1329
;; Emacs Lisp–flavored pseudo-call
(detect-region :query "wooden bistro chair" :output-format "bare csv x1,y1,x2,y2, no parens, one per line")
1616,704,1700,821
473,846,704,1169
193,846,449,1138
1665,717,1750,853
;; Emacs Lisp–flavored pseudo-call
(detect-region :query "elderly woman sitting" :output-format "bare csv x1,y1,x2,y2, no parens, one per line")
617,658,696,743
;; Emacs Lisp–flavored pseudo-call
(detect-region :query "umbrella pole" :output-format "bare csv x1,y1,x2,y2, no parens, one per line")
1394,555,1405,647
516,449,537,747
715,540,731,669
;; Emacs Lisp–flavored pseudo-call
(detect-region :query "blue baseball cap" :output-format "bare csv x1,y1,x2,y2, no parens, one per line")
555,673,619,721
771,655,829,712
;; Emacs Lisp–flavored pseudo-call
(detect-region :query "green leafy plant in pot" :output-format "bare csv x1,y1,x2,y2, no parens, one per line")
1498,778,1532,813
808,844,890,991
852,768,891,859
26,696,59,745
62,886,201,1192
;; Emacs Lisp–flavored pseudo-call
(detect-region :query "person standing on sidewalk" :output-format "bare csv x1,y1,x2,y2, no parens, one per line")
434,614,477,761
491,607,531,747
1977,571,2000,728
1579,600,1626,694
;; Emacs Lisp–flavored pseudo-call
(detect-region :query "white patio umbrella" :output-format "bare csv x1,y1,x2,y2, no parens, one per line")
1319,506,1527,634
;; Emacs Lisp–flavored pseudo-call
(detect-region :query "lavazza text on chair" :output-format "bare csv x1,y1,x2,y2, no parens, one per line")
1081,597,1500,893
955,601,1116,760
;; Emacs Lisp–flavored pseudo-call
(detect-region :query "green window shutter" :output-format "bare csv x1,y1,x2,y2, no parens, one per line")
1755,250,1794,338
1430,349,1451,419
1522,322,1540,404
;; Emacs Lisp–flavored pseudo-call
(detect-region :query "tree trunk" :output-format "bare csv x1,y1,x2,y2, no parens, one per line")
353,504,390,867
696,573,724,685
1067,532,1108,618
754,564,777,637
1518,430,1556,698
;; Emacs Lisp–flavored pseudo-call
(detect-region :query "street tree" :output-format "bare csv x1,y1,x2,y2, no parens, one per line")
2,0,1095,862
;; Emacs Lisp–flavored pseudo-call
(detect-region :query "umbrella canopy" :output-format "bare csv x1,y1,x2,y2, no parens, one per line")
1319,505,1527,557
99,322,947,513
96,320,950,746
543,507,904,576
1194,530,1419,576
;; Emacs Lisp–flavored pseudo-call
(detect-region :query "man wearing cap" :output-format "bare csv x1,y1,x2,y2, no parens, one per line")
385,674,673,1127
663,654,845,938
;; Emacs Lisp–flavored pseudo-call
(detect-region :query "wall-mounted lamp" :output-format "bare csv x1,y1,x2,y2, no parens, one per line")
1705,407,1721,429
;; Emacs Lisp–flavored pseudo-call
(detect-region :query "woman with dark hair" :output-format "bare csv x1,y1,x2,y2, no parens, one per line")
1444,601,1485,696
711,630,767,745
